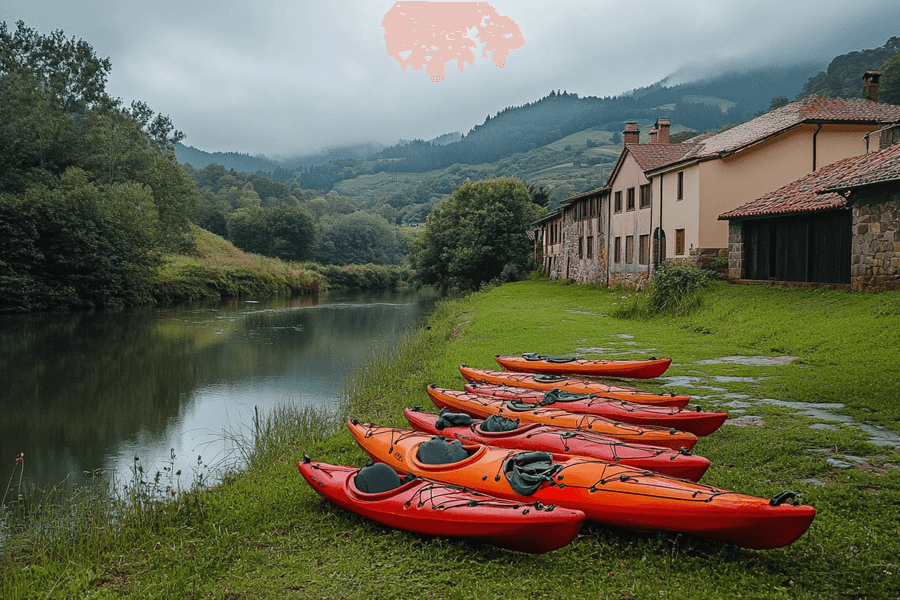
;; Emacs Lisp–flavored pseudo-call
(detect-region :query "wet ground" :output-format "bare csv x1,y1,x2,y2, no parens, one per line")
568,341,900,477
656,354,900,484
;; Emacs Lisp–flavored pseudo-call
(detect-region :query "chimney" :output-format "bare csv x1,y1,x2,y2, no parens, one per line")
863,70,880,102
656,117,670,144
623,122,639,145
649,126,658,144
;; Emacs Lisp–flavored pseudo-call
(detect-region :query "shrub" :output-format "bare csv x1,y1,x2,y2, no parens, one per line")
615,265,714,319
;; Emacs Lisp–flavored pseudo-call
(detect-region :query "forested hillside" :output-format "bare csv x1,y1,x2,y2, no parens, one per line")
800,36,900,99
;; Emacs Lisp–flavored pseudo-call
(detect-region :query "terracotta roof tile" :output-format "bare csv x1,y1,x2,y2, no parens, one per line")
627,143,697,171
719,143,900,219
826,143,900,190
560,185,608,206
687,98,900,158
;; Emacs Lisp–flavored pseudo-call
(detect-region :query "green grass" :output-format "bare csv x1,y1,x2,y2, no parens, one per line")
3,280,900,599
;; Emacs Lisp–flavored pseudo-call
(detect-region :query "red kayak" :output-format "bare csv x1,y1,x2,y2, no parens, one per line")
495,354,672,379
298,457,584,554
464,383,728,437
426,385,699,451
348,420,816,550
403,407,710,481
459,365,690,408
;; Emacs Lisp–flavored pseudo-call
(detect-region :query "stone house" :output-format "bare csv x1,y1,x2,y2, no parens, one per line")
720,123,900,290
534,186,608,283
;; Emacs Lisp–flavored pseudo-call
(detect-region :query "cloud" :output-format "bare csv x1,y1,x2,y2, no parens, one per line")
3,0,900,155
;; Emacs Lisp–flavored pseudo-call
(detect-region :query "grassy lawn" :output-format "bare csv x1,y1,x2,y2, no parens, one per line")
3,280,900,599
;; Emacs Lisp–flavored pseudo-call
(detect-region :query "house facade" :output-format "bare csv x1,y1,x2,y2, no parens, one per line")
720,123,900,290
535,187,608,283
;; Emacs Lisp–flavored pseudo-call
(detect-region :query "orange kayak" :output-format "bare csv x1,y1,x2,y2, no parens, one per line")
426,384,699,451
403,407,711,481
459,365,690,408
495,354,672,379
464,383,728,437
348,420,816,550
299,457,584,554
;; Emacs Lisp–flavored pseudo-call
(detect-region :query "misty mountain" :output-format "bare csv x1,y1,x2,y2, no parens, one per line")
176,145,282,174
175,141,386,177
368,62,825,176
179,35,900,192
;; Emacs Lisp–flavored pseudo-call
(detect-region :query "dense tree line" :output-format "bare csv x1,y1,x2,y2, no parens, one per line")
182,163,407,266
0,21,197,311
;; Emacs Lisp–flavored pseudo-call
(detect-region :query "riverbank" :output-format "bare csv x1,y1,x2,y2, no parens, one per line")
150,227,414,303
4,280,900,598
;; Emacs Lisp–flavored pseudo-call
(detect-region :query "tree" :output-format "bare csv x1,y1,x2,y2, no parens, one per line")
0,20,115,113
0,20,199,309
312,212,404,265
0,168,159,311
227,202,315,261
769,95,790,111
880,51,900,105
409,178,545,292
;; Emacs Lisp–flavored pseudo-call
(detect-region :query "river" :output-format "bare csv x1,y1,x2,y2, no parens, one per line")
0,290,437,494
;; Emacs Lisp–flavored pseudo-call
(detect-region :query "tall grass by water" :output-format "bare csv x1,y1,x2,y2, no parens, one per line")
3,279,900,599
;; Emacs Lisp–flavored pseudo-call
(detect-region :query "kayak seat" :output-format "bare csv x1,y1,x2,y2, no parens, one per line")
479,414,520,433
354,462,401,494
541,389,592,405
435,409,474,430
522,352,575,363
504,451,562,496
417,436,470,465
504,400,540,412
533,374,568,383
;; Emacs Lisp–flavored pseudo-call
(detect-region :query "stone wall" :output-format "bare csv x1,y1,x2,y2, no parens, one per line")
665,247,725,270
851,190,900,291
727,221,744,280
608,270,650,290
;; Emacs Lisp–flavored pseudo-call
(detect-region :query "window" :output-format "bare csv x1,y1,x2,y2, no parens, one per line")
677,171,684,200
626,187,635,211
675,229,685,255
639,234,650,264
625,236,634,263
639,184,651,209
614,191,622,213
587,236,593,259
578,237,583,259
614,237,621,262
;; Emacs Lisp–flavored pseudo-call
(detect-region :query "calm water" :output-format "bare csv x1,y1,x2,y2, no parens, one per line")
0,290,437,492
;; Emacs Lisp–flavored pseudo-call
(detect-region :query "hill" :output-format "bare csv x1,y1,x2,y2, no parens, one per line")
175,141,387,179
800,36,900,98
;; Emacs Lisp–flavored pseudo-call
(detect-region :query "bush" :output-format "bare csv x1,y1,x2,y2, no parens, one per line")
0,169,160,311
614,265,714,319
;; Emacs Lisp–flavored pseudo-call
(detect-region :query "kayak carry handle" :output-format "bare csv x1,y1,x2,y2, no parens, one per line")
769,491,802,506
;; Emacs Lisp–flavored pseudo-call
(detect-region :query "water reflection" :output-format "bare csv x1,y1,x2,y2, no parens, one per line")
0,290,436,491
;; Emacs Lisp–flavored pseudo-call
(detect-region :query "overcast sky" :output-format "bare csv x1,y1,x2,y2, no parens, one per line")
3,1,899,157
